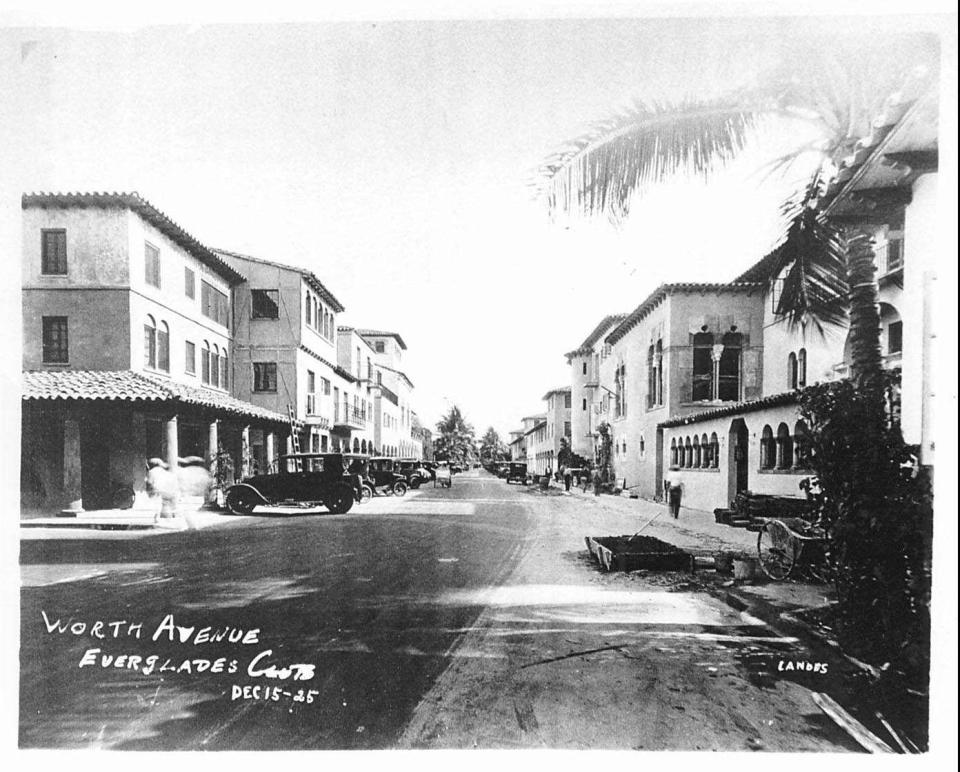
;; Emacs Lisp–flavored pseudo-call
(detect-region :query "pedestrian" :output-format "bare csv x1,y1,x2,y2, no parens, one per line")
592,468,602,496
666,469,684,518
146,458,181,527
563,466,572,492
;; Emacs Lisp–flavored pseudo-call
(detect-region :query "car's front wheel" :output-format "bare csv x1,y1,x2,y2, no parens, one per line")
409,477,421,489
325,485,355,515
359,485,374,504
392,480,408,497
226,487,259,515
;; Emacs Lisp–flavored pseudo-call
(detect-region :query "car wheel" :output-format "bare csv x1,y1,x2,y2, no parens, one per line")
410,477,421,489
393,481,408,497
226,488,258,515
359,485,374,504
325,486,354,515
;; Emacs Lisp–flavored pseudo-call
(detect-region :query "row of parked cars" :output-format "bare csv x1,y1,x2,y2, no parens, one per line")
224,453,441,516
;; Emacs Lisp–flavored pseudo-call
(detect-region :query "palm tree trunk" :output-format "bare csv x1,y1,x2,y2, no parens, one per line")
845,230,883,384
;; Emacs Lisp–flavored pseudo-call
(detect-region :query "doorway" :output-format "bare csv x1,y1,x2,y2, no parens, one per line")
727,418,750,503
80,432,111,510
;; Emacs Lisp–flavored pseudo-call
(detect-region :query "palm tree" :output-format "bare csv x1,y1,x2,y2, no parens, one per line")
534,38,936,382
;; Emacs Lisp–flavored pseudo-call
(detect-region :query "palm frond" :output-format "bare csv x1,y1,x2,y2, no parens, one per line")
769,171,848,333
531,93,783,220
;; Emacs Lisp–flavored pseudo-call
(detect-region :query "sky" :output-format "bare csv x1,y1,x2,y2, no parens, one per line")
0,8,949,438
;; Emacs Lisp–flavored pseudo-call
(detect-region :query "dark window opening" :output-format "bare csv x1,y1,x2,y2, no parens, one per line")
41,230,67,275
692,332,713,401
887,321,903,355
251,289,280,319
253,362,278,392
718,332,741,401
42,316,68,363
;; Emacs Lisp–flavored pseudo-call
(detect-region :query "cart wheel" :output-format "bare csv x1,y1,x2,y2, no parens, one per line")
226,488,258,516
758,520,800,581
359,485,374,504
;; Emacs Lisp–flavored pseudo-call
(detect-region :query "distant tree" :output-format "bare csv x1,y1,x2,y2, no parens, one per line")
434,405,477,467
479,427,510,467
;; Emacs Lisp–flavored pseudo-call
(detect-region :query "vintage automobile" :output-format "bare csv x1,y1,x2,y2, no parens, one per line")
224,453,363,515
496,463,510,479
419,461,438,482
504,461,528,485
397,459,432,489
365,457,409,497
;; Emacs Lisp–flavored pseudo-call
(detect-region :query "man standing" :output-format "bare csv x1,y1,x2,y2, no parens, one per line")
666,469,684,518
563,466,572,493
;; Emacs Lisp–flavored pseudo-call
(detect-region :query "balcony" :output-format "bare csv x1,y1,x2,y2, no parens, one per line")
333,405,366,431
876,237,904,286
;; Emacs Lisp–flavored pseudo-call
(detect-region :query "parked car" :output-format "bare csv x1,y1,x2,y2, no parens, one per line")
397,459,432,489
365,457,409,496
224,453,363,515
419,461,438,482
496,464,510,479
504,462,528,485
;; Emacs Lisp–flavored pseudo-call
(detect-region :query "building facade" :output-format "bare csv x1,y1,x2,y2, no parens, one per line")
21,192,288,513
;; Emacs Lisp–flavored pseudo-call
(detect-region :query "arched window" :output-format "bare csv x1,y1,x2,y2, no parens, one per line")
718,332,742,401
710,432,720,468
776,423,793,469
220,350,228,390
684,437,693,468
201,340,211,384
788,352,798,390
761,425,775,469
157,321,170,372
361,439,367,454
670,438,678,467
692,331,714,401
210,344,220,388
794,420,810,469
798,348,807,388
692,436,701,468
700,434,710,468
143,315,157,369
353,437,360,453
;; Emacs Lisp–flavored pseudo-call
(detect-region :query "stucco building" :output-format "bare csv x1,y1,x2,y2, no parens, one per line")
21,192,288,513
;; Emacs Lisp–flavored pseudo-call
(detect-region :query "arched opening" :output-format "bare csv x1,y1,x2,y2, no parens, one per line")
353,437,360,453
144,315,157,369
201,340,211,384
360,439,367,454
798,348,807,387
761,425,775,469
728,418,749,501
776,423,793,469
710,432,719,469
692,332,714,401
794,420,810,469
879,302,903,362
700,433,710,468
788,352,798,390
719,332,742,401
692,436,701,468
684,437,693,468
670,438,678,467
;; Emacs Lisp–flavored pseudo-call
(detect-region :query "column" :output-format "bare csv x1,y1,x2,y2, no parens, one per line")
711,344,725,401
63,416,82,508
208,419,219,464
241,425,251,477
165,414,179,473
266,431,276,469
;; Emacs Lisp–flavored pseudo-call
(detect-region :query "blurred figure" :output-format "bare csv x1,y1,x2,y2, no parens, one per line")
146,458,180,526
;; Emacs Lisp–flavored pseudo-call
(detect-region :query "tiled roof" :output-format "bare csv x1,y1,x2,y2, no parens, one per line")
298,344,356,383
658,391,800,428
23,192,246,286
356,329,407,350
565,314,628,358
542,386,571,399
214,248,345,313
22,370,288,423
606,283,762,345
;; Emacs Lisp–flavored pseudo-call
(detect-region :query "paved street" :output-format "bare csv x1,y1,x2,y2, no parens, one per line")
20,471,859,751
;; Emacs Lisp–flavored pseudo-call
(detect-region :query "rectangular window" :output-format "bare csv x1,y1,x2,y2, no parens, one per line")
564,421,571,437
41,316,68,363
144,324,156,369
184,267,195,298
253,362,278,392
201,281,230,328
220,354,228,390
321,377,331,396
582,398,587,410
306,370,316,414
251,289,280,319
582,361,587,375
145,242,161,288
41,230,67,275
888,321,903,355
564,393,571,409
185,341,196,374
375,341,385,353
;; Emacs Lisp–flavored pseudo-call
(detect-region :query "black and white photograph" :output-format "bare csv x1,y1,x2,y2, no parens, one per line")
1,0,956,761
